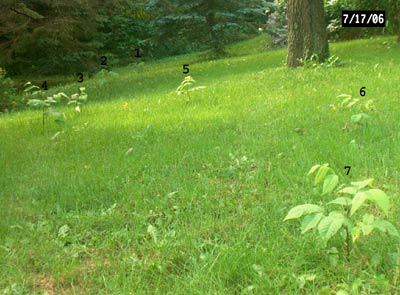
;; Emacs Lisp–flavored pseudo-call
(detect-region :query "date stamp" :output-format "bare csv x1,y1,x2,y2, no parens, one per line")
342,10,386,27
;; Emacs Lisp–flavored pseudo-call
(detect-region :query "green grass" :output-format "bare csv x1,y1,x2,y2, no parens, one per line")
1,35,400,294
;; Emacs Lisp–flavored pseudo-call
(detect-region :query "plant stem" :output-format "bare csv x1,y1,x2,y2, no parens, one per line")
42,107,45,134
394,245,400,287
346,227,350,261
345,207,351,261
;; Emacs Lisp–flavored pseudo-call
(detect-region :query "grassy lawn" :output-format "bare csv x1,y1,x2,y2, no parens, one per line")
1,36,400,294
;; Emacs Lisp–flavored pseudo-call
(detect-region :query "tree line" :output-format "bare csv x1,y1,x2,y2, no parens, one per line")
0,0,398,76
0,0,270,76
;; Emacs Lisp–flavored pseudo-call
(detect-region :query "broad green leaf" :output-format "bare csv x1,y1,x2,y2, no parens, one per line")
322,174,339,195
78,94,88,102
49,110,66,123
351,113,369,124
374,220,400,238
337,93,352,99
53,92,69,101
346,98,359,108
327,197,352,206
361,213,375,236
338,186,357,195
24,85,41,92
307,164,320,176
60,92,69,99
45,97,57,104
27,99,47,107
350,191,368,216
318,212,345,242
301,213,323,234
51,131,61,141
365,189,389,216
351,178,374,190
340,96,352,107
284,204,324,221
314,164,329,185
351,113,362,122
189,86,206,91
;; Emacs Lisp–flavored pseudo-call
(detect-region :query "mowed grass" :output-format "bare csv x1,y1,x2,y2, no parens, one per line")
1,36,400,294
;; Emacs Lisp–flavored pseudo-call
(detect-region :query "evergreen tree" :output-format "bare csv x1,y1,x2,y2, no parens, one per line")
146,0,272,57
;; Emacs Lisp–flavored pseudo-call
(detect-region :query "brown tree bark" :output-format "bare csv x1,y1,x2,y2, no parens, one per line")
287,0,329,67
287,0,306,67
311,0,329,62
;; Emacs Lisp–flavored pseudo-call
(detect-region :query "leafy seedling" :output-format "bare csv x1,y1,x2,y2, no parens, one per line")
331,93,375,130
25,82,89,132
68,87,88,112
25,82,68,132
284,164,399,261
176,76,205,102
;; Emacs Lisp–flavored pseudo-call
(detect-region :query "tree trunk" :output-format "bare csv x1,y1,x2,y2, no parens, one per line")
287,0,306,67
287,0,329,67
311,0,329,62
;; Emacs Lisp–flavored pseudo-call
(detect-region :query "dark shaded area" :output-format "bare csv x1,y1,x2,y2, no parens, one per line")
0,0,270,77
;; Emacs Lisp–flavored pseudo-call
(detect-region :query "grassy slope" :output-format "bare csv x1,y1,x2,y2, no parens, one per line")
1,36,400,294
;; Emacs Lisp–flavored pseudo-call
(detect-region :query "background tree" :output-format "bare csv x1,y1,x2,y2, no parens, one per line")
0,1,97,75
287,0,329,67
146,0,272,57
0,0,148,75
2,0,397,76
